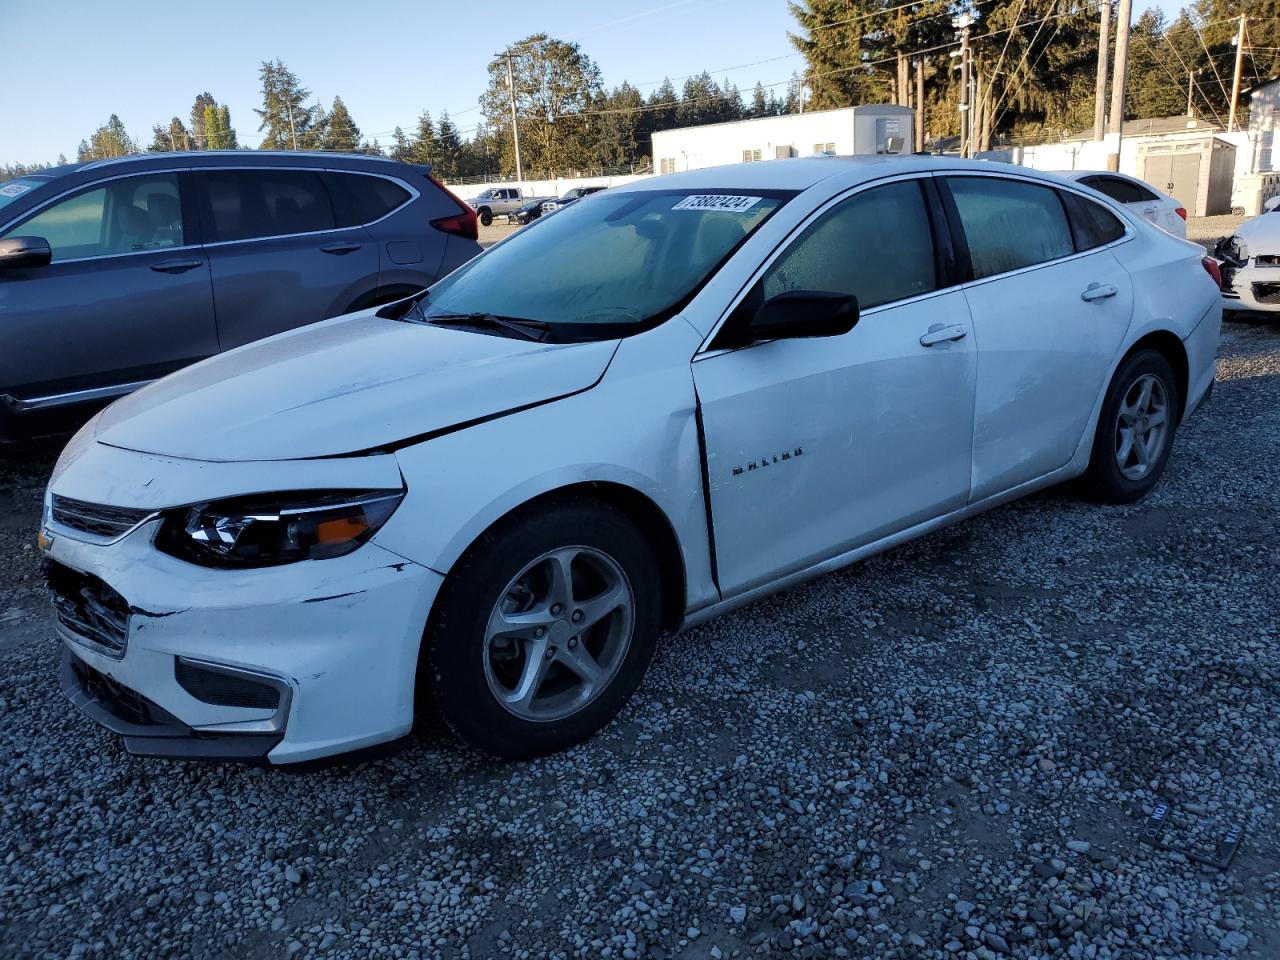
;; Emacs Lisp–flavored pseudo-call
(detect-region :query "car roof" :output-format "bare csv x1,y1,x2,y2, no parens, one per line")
617,155,1079,195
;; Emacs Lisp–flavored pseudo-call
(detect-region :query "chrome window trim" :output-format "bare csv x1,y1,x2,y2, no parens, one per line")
0,164,420,260
694,170,948,358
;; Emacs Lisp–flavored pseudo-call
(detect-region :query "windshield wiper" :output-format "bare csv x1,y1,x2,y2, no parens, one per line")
423,312,555,343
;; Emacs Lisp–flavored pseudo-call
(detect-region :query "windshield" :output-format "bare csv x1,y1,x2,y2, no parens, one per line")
0,178,50,212
425,188,791,335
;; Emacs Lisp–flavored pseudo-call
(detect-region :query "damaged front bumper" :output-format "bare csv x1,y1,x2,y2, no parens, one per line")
1217,236,1280,314
45,512,443,765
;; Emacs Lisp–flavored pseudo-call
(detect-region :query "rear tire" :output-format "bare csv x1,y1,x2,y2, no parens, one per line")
421,498,661,760
1079,349,1180,504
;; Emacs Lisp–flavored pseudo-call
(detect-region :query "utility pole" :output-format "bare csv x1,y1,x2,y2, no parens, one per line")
958,16,972,157
1107,0,1132,171
501,50,524,182
1092,0,1110,141
286,105,299,150
1187,69,1198,118
915,57,925,152
1228,15,1246,132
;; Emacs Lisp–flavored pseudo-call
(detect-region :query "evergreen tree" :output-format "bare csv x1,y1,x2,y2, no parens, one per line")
749,82,771,118
255,59,314,149
148,117,190,152
390,126,412,161
190,92,216,147
435,112,463,178
410,111,437,166
645,79,679,133
323,96,362,151
78,115,136,161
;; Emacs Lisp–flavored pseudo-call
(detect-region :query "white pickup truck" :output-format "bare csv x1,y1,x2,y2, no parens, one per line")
466,187,525,226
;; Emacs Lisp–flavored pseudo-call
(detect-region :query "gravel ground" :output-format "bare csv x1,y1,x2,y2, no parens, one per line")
2,320,1279,960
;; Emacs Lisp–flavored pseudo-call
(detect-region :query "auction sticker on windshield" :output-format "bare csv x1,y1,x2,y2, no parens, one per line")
672,195,762,213
0,183,32,198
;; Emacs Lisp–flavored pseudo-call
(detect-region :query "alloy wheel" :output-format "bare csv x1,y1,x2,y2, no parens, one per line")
482,546,635,723
1114,373,1170,481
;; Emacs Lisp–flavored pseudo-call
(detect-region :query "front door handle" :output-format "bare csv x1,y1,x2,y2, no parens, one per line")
149,258,203,273
1081,282,1118,302
919,323,968,347
320,242,361,255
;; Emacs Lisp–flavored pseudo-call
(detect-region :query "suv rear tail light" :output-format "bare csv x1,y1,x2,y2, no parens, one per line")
428,175,479,241
1175,207,1188,221
1202,256,1222,288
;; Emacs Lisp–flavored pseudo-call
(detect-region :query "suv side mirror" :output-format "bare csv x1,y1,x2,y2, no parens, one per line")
0,236,52,269
721,290,859,348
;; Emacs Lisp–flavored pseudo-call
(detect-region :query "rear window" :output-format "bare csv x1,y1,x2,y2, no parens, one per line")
326,172,411,227
1082,175,1155,204
947,176,1074,279
203,170,335,242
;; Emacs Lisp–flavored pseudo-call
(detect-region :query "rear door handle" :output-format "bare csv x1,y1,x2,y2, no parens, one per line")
320,242,361,255
1081,282,1118,302
149,258,203,273
919,323,968,347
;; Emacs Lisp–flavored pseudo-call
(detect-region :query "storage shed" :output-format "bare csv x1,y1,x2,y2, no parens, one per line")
1136,134,1236,216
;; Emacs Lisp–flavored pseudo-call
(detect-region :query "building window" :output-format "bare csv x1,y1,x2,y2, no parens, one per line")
659,157,677,175
813,142,836,154
742,148,762,163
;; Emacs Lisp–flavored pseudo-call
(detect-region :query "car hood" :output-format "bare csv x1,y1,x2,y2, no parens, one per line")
94,311,619,462
1235,213,1280,252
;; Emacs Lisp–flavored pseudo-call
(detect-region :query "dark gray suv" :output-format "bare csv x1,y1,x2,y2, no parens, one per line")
0,151,481,440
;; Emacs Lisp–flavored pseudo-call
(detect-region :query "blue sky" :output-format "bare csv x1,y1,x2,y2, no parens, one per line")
0,0,1188,167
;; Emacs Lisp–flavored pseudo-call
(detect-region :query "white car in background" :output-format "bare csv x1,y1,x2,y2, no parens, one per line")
1058,170,1188,238
44,158,1221,766
1217,196,1280,316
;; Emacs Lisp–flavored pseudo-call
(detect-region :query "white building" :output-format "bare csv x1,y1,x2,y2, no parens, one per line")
651,105,915,175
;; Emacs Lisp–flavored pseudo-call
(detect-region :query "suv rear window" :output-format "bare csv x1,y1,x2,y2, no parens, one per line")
203,170,335,242
326,172,411,227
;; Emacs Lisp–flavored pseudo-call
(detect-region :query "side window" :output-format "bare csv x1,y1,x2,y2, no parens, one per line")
1062,191,1127,250
3,173,184,262
760,179,938,311
947,176,1074,279
1084,175,1143,204
204,170,335,242
326,173,412,227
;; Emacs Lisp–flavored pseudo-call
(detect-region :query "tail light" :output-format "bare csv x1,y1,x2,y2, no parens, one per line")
1201,256,1222,288
1175,207,1187,221
428,175,479,241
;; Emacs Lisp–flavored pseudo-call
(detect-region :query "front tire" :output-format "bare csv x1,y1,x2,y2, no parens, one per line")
1080,349,1180,503
421,499,662,760
477,208,493,226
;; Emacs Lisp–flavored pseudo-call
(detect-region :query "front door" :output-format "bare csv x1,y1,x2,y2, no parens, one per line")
0,170,217,404
196,168,379,349
942,175,1134,501
693,177,976,597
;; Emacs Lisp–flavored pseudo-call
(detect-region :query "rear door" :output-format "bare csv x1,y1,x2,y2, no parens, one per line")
942,174,1134,501
0,170,217,407
196,167,379,349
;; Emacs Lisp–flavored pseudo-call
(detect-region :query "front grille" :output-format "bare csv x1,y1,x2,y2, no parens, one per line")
51,495,153,539
45,561,130,657
70,655,157,725
1253,282,1280,305
175,660,281,710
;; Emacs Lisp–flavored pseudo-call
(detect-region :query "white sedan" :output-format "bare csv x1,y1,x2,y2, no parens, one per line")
1218,197,1280,315
1057,170,1188,238
43,157,1222,765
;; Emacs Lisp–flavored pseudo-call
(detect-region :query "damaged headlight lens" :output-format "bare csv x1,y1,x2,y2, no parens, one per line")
158,489,404,567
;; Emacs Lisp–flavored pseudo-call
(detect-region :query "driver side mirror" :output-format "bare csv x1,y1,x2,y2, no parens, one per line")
0,236,52,269
719,289,859,348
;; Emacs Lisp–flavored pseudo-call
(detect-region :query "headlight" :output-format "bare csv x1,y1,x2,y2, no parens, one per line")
157,489,403,567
